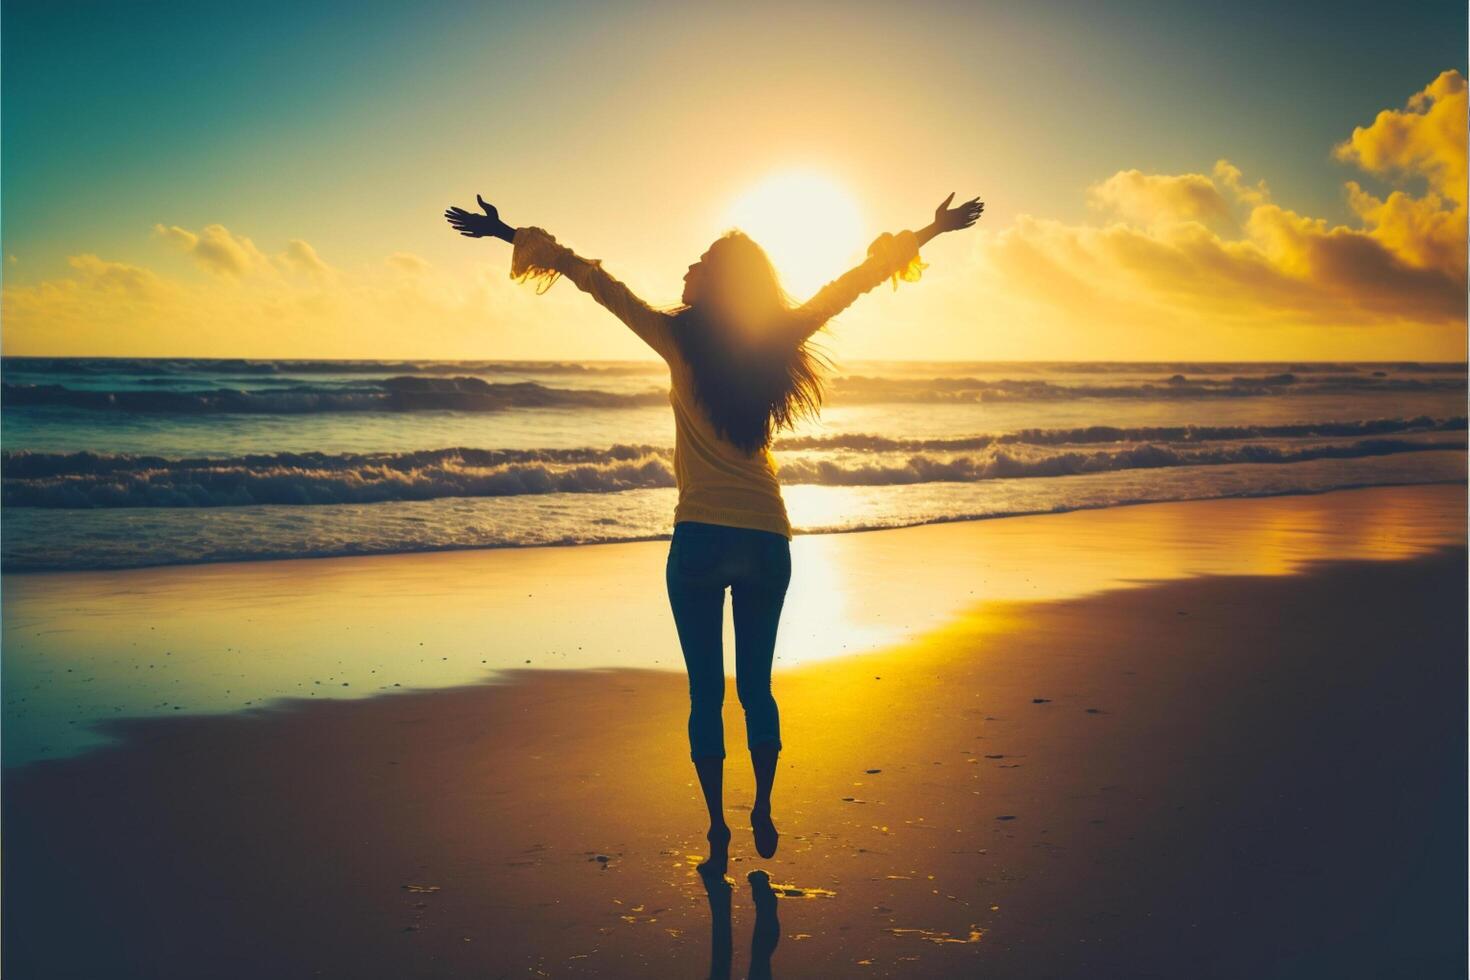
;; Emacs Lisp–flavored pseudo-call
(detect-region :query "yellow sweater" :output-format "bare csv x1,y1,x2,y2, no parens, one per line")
510,226,925,539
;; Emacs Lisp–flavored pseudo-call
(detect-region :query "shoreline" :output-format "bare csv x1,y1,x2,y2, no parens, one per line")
0,474,1465,580
5,545,1465,977
4,483,1464,767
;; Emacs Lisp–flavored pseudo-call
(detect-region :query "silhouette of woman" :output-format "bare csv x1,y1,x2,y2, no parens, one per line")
445,191,983,874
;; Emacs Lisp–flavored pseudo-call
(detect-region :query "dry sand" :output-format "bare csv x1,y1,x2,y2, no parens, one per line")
3,489,1466,978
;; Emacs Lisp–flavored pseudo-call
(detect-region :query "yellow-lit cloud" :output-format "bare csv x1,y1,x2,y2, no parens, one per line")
153,223,272,277
281,239,332,279
1087,169,1231,226
1335,70,1466,206
2,225,652,358
984,71,1467,334
65,254,165,299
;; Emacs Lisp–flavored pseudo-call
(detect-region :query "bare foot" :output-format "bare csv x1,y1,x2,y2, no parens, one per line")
699,824,731,876
750,805,778,859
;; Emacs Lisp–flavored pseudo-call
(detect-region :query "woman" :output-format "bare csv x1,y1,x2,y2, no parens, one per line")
444,190,983,875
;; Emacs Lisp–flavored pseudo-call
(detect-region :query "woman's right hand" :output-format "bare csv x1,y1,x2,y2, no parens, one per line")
444,195,516,242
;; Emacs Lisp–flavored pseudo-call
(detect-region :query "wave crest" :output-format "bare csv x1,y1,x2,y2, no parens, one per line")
4,433,1461,509
779,416,1464,451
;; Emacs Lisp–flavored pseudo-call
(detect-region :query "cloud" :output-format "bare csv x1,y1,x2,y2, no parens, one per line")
279,239,332,278
1,225,621,358
1334,69,1466,205
1088,169,1231,226
154,223,339,283
1210,160,1270,206
66,254,165,299
154,222,270,277
984,71,1467,333
1343,179,1463,276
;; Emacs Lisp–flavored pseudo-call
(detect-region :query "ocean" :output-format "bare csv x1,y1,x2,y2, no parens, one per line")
2,357,1465,572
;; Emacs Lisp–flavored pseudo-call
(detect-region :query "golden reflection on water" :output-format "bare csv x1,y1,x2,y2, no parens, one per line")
2,485,1463,764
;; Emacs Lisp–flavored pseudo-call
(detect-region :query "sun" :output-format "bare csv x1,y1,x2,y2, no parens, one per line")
721,170,865,299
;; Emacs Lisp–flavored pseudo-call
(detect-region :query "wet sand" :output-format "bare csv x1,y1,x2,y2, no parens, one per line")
3,492,1467,977
4,484,1463,766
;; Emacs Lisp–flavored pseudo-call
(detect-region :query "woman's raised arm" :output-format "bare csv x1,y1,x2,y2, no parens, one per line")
444,196,674,361
791,192,983,340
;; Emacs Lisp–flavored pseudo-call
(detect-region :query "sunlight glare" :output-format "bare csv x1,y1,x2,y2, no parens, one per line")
722,170,865,299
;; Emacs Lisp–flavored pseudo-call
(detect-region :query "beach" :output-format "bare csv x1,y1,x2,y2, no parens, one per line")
3,485,1466,978
5,2,1468,975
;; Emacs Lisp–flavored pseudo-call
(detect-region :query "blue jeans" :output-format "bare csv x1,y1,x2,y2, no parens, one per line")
666,521,792,759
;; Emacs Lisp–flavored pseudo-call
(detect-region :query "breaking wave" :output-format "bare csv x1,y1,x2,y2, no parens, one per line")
5,427,1462,508
779,416,1465,451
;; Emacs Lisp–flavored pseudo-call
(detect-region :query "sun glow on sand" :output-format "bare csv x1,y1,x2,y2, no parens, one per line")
722,170,865,299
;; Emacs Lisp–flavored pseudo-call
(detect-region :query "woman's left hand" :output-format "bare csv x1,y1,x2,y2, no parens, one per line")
933,192,984,234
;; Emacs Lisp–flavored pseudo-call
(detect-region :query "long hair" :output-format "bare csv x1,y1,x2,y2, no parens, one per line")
671,232,831,455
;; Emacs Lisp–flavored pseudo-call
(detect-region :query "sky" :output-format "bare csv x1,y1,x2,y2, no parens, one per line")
2,0,1466,361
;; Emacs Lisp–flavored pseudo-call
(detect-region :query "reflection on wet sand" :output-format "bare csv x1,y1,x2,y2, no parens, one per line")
699,868,734,979
698,868,780,980
747,872,780,980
